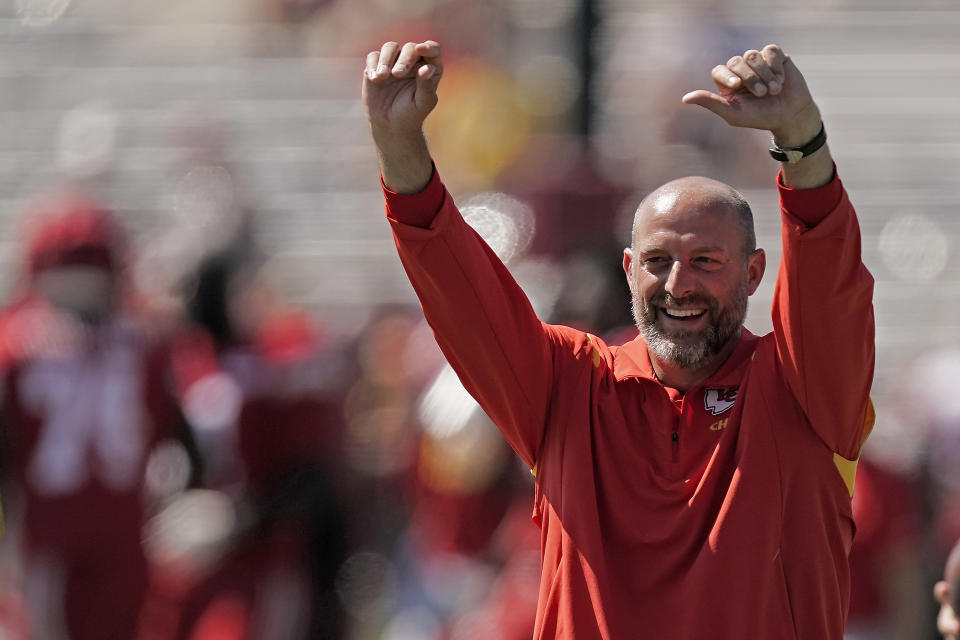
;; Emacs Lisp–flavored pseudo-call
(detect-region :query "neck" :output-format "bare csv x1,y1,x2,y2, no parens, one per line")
648,333,741,394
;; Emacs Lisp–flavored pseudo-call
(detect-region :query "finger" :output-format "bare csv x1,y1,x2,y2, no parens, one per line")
743,49,779,93
709,64,742,95
761,44,787,77
415,41,443,75
415,41,442,62
392,42,419,77
681,89,736,121
418,61,442,84
726,54,766,96
364,51,379,81
424,63,445,89
415,64,441,112
376,42,400,79
760,44,787,93
418,63,440,82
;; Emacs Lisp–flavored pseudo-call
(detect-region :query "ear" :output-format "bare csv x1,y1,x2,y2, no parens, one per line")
746,248,766,295
622,247,635,294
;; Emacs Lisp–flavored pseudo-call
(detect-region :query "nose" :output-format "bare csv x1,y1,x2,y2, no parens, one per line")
664,260,696,299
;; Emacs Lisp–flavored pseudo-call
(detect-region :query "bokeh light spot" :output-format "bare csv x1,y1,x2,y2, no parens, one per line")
515,55,582,117
460,192,534,265
16,0,71,27
878,213,949,281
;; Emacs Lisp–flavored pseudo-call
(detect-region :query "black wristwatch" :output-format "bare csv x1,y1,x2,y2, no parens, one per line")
768,123,826,163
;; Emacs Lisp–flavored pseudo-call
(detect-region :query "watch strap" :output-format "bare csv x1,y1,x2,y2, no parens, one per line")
768,123,826,163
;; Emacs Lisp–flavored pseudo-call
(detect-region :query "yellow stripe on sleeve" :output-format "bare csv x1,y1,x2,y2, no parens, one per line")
832,398,876,498
832,452,858,498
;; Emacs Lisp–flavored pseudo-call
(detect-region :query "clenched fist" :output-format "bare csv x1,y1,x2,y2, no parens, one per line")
362,40,444,193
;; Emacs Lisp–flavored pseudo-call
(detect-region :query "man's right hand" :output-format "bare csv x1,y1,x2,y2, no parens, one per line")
362,40,443,194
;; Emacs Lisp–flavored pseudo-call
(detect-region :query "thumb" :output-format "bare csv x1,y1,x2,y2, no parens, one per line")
414,64,441,113
681,89,736,120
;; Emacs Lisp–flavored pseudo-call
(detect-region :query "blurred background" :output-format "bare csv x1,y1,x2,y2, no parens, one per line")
0,0,957,638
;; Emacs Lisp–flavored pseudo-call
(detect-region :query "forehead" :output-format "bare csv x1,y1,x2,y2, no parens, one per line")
632,192,743,251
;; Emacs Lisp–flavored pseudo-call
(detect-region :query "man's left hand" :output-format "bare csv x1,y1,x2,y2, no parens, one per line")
682,44,821,148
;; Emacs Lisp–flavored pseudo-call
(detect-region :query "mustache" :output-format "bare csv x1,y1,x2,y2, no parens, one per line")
648,292,717,311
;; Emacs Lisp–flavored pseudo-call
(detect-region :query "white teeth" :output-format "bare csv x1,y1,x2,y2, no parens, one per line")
663,307,705,318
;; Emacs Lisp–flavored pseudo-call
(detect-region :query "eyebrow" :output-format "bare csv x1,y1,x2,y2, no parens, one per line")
637,244,729,255
692,246,727,254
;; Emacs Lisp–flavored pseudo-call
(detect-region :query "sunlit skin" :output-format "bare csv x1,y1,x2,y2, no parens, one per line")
623,177,766,394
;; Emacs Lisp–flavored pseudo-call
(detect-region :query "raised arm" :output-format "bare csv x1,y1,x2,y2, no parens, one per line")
684,45,875,459
362,41,563,468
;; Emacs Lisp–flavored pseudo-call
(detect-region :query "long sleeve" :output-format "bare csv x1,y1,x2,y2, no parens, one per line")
771,169,875,460
385,170,557,469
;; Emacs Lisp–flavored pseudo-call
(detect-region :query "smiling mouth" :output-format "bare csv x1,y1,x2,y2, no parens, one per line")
661,306,707,320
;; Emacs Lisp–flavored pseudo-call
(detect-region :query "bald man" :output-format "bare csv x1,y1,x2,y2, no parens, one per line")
363,42,874,640
937,541,960,639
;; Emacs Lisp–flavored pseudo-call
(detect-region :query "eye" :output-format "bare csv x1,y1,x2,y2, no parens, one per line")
693,256,723,270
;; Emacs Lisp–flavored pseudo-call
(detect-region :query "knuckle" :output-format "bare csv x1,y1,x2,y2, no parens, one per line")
727,55,743,67
745,50,761,64
383,41,398,49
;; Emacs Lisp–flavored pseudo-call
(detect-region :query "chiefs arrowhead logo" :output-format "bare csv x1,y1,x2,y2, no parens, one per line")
704,387,738,416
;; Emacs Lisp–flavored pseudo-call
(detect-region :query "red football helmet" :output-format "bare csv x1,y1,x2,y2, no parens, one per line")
24,189,124,277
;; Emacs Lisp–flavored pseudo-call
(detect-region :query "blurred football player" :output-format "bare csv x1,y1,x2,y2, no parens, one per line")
169,246,348,640
0,189,200,640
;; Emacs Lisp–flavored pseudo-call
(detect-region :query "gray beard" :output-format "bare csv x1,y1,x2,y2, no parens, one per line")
632,281,748,370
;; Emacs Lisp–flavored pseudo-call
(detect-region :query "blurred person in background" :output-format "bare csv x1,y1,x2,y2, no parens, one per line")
845,456,929,640
388,365,538,639
363,39,874,640
165,240,349,639
333,307,541,639
935,539,960,639
0,190,201,640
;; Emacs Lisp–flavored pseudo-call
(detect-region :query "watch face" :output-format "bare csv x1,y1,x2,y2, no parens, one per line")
785,149,805,163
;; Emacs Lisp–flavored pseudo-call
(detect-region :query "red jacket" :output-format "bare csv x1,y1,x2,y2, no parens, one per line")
384,167,874,640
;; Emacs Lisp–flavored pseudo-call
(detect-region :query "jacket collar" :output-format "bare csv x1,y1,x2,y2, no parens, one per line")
613,326,760,387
